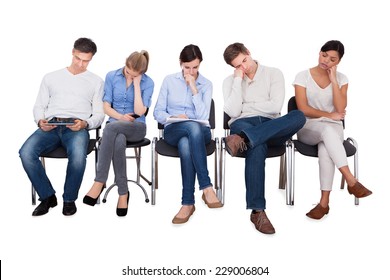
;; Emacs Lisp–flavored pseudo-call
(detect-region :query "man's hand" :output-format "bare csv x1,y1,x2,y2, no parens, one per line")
38,119,56,131
68,119,87,131
234,68,244,79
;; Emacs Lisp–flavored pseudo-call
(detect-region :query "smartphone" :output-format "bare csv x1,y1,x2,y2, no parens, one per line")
131,114,140,119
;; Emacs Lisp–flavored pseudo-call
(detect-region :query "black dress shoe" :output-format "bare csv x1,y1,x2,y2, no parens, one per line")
83,184,106,206
63,201,77,216
32,194,57,216
116,191,129,217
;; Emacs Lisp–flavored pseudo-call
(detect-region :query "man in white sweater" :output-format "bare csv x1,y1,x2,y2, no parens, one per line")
222,43,305,234
19,38,104,216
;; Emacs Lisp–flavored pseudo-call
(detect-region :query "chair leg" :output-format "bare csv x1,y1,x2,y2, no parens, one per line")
134,147,152,186
219,138,226,205
102,146,150,204
95,142,101,204
102,183,116,203
32,185,37,205
343,137,359,205
340,176,346,189
151,137,157,205
278,154,286,190
285,140,295,206
214,138,223,205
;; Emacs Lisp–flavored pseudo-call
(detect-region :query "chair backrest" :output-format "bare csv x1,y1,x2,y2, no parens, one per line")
223,112,230,130
288,96,298,112
158,99,215,130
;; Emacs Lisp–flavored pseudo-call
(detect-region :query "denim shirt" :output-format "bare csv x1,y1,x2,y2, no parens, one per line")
103,68,154,123
153,72,212,126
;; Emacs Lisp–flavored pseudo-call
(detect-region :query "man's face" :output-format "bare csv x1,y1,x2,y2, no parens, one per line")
230,52,253,74
70,49,93,74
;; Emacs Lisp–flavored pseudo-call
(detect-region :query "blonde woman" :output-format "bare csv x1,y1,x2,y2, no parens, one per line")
83,51,154,216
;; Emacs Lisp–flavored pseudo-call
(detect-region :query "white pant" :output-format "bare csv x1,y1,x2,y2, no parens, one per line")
297,118,348,191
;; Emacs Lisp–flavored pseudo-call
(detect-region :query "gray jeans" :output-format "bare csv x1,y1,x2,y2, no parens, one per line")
95,121,146,195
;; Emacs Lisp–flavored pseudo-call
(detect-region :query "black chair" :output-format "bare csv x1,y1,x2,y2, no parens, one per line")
31,127,101,205
101,137,151,204
287,96,359,205
220,113,293,205
151,99,220,205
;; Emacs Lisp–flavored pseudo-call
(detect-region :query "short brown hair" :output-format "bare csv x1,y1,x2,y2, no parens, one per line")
223,42,249,66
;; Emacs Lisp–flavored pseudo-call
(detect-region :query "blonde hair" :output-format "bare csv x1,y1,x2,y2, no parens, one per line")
125,50,150,74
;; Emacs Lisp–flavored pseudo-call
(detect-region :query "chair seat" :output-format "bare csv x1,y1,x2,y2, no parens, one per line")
155,139,216,157
126,138,151,148
39,140,97,158
293,140,357,158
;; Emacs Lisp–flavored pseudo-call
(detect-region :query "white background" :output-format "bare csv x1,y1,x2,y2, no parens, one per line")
1,0,389,279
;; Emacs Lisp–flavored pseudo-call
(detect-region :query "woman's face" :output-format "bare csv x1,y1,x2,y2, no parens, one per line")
123,66,141,80
181,58,200,78
318,50,340,70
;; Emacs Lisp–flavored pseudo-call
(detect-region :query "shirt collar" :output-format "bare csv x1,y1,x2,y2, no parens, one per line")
244,61,263,83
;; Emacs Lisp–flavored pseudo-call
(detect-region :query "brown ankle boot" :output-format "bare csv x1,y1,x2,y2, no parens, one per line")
250,210,275,234
306,204,329,220
347,181,372,198
225,134,247,157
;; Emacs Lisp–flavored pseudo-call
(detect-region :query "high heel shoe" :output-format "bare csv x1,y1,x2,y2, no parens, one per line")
116,191,129,217
83,184,106,206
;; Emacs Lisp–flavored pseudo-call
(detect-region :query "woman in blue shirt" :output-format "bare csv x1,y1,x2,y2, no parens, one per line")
83,50,154,216
154,44,222,224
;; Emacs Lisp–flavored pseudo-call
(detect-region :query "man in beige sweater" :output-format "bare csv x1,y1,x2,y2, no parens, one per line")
222,42,305,234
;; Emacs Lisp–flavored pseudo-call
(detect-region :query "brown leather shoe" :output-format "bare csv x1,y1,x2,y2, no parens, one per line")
347,181,372,198
306,204,329,219
172,205,195,224
225,134,247,157
202,193,223,208
250,210,275,234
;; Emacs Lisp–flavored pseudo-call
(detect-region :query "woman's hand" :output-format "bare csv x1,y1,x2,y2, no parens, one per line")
329,111,346,121
327,65,338,84
184,74,198,95
133,75,141,87
174,114,189,119
119,113,137,122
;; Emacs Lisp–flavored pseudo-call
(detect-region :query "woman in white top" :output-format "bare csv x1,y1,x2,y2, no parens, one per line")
293,40,372,220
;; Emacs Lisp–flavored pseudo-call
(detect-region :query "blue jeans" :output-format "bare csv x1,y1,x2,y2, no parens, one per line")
230,110,305,210
164,121,212,205
19,126,89,202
